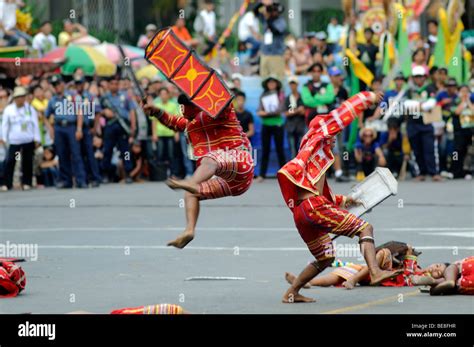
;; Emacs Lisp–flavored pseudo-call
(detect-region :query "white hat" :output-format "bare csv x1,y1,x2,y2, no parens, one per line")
288,75,299,84
231,73,243,81
145,24,157,32
12,86,27,98
411,65,426,77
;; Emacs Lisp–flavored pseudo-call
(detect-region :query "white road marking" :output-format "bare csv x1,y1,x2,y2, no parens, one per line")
1,227,473,233
185,276,246,281
420,232,474,238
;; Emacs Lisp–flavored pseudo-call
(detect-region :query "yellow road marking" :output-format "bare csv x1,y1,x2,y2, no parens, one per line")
321,290,420,314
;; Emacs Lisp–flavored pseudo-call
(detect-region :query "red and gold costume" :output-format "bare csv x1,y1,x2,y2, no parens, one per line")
332,251,424,287
157,104,254,199
456,256,474,295
145,27,254,199
111,304,185,314
277,92,376,261
0,259,26,298
380,255,424,287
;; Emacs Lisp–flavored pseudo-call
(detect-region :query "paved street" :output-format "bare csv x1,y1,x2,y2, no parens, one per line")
0,179,473,314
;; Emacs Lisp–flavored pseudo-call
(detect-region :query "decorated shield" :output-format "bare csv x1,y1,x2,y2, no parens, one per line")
145,27,233,118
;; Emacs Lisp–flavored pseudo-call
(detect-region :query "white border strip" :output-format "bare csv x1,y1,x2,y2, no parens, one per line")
1,227,473,232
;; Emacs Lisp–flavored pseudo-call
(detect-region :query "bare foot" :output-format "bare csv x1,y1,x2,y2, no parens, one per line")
414,175,426,182
167,230,195,249
284,272,310,289
282,289,316,303
342,279,355,290
166,178,199,195
432,175,443,182
370,269,403,286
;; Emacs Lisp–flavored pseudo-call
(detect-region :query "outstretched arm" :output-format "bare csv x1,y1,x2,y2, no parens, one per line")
143,105,187,132
309,91,382,138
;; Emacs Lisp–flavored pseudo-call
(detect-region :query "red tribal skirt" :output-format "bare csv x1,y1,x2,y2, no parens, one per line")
293,195,368,262
198,149,254,200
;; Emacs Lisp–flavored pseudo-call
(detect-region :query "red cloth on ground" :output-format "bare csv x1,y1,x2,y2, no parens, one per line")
457,256,474,295
111,304,185,314
0,261,26,297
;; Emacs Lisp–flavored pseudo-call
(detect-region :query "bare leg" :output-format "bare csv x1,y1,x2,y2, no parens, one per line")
345,249,392,289
285,272,310,288
166,157,217,195
343,267,369,289
308,273,342,287
167,191,200,249
282,258,334,303
358,225,402,285
334,155,342,172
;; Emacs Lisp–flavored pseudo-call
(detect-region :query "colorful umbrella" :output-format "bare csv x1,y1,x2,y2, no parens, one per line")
134,64,166,81
44,45,116,77
94,42,144,66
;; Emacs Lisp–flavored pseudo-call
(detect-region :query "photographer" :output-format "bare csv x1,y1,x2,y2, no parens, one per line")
256,1,287,80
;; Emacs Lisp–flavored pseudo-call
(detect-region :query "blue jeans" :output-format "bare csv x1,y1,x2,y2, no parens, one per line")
243,37,260,57
42,167,58,187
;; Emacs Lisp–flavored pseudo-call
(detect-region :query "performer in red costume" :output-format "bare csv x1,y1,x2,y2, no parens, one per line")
277,91,401,303
143,95,254,249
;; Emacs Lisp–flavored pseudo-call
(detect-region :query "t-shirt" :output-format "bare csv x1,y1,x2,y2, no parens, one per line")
236,109,254,134
153,99,180,137
1,103,41,145
32,32,57,56
436,90,458,122
198,10,216,38
355,140,380,162
381,89,406,119
172,26,192,42
327,23,343,43
238,11,259,41
330,86,349,111
284,94,305,133
58,31,81,47
31,98,49,113
0,1,17,30
379,131,402,153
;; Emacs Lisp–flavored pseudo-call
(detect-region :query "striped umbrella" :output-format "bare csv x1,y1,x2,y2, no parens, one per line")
44,45,116,77
94,42,144,66
134,64,166,81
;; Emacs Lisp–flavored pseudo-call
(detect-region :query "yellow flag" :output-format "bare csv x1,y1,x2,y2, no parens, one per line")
345,49,375,87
